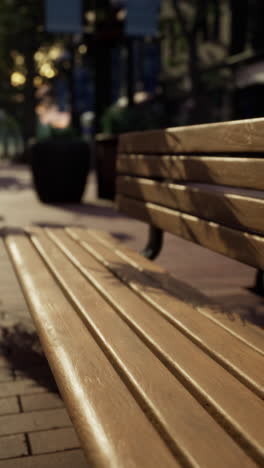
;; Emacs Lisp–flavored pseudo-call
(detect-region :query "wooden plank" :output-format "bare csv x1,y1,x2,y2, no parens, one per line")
116,177,264,235
118,118,264,154
117,154,264,191
25,228,257,467
47,228,264,465
5,234,178,468
76,229,264,356
117,195,264,270
67,228,264,395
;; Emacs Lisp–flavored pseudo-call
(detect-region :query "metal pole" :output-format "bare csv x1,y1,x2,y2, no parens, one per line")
126,37,134,106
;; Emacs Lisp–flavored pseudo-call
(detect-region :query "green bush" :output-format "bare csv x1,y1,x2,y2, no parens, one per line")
36,121,79,141
101,98,166,135
0,111,23,160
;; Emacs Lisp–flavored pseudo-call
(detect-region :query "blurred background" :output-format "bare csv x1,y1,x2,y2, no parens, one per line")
0,0,264,162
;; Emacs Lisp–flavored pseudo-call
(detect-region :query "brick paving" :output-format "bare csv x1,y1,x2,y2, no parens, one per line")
0,450,86,467
0,162,263,466
0,354,85,466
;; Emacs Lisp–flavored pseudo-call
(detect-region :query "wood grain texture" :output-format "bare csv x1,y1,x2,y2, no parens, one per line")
117,154,264,191
4,228,264,466
118,118,264,154
67,228,264,395
117,195,264,270
5,234,178,468
117,176,264,235
76,229,264,356
24,228,259,467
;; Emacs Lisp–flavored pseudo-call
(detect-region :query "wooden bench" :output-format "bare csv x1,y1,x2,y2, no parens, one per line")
3,118,264,467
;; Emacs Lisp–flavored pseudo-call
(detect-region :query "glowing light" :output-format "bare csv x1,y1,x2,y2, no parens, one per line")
117,9,126,21
85,11,96,23
49,46,62,60
34,50,45,62
11,72,26,87
39,63,57,79
78,44,87,55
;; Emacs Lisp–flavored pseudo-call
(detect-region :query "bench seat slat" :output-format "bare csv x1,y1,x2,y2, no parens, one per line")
117,195,264,271
117,155,264,191
118,118,264,154
5,234,179,468
16,228,257,468
65,228,264,396
78,229,264,356
117,176,264,235
45,228,264,461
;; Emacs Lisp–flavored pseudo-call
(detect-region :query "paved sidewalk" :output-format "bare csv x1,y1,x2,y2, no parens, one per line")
0,162,263,466
0,356,86,467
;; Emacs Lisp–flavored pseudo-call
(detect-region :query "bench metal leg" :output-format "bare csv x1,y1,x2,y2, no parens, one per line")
142,227,163,260
253,269,264,296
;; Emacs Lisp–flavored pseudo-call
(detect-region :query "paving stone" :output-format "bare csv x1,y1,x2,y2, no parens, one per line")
0,449,87,467
0,396,19,415
29,427,80,454
21,393,63,412
0,356,10,368
14,369,36,380
14,369,27,379
0,367,13,382
0,379,46,398
0,238,31,327
0,434,28,459
14,365,55,383
0,408,71,436
14,368,44,381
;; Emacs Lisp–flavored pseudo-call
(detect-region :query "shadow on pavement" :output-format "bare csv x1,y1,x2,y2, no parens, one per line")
55,202,123,218
0,324,59,394
33,222,82,229
0,176,31,191
110,232,134,242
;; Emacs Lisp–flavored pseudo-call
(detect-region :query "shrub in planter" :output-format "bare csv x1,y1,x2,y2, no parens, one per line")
30,127,90,204
96,95,166,200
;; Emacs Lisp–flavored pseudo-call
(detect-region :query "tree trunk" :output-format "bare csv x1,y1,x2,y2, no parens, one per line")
171,0,209,124
126,38,134,106
24,45,36,144
95,42,112,132
230,0,248,55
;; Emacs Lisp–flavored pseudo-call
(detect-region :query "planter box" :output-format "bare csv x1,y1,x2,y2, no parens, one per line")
95,134,118,200
30,139,90,204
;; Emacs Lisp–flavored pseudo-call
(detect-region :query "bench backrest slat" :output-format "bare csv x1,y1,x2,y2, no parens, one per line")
117,155,264,191
116,118,264,269
117,195,264,270
119,118,264,154
117,177,264,235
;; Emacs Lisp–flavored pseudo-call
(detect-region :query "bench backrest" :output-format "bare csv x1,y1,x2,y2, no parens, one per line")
116,118,264,270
